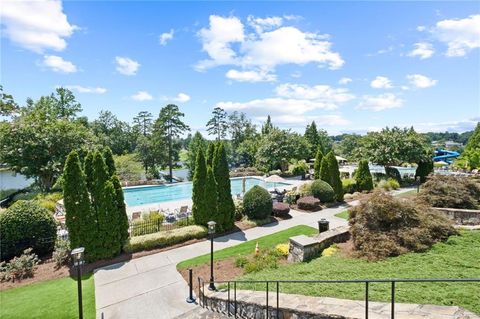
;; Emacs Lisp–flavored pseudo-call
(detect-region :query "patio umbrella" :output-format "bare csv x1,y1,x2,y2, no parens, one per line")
264,174,285,188
242,177,246,195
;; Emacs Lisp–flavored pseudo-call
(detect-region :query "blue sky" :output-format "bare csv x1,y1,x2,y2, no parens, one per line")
1,1,479,136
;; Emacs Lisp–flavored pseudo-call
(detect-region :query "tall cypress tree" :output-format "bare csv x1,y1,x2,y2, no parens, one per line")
192,149,207,226
103,147,116,177
213,143,235,231
327,151,344,201
355,160,374,191
63,151,94,253
111,175,129,244
313,148,323,180
98,180,120,258
206,142,216,168
319,155,331,184
84,151,94,195
204,166,219,229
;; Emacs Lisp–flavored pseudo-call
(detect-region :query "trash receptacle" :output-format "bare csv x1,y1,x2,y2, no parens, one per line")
318,219,329,233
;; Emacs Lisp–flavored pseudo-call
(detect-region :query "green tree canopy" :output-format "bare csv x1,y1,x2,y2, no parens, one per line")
186,132,207,179
0,93,95,190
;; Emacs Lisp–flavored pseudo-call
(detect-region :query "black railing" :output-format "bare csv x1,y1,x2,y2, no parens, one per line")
197,277,480,319
128,216,193,237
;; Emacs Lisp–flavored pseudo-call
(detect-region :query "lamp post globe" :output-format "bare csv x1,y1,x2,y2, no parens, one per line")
207,221,216,291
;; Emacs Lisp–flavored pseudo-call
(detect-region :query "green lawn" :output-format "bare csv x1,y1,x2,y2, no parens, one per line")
238,230,480,314
0,274,96,319
335,210,350,220
177,225,317,269
395,189,418,198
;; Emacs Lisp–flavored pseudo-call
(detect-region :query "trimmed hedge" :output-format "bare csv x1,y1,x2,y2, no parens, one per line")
243,185,273,220
123,225,207,253
311,180,335,202
297,196,321,211
0,201,57,261
272,202,290,217
355,160,373,191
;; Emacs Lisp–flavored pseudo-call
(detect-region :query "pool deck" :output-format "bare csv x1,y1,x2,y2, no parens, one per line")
125,176,304,217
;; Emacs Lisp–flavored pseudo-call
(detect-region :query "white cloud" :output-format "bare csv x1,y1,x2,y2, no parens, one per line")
261,114,350,126
406,74,437,88
163,93,191,103
417,26,426,32
357,93,403,111
247,15,283,33
226,69,276,82
275,83,354,103
159,29,174,46
115,56,140,75
433,14,480,57
196,15,344,78
216,82,354,117
131,91,153,101
408,42,435,59
0,0,77,53
409,117,479,133
370,76,393,89
42,55,77,73
338,77,352,85
65,85,106,94
290,71,302,78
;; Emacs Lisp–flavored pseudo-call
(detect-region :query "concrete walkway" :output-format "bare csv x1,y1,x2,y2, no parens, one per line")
94,188,413,319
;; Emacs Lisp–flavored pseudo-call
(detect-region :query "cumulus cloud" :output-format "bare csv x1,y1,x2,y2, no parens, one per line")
370,76,393,89
357,93,403,111
162,93,191,103
406,74,438,88
259,114,350,126
196,15,344,81
65,85,106,94
0,0,77,53
115,56,140,75
338,77,352,85
42,55,77,73
275,83,354,103
411,117,479,133
432,14,480,57
159,29,174,46
408,42,435,59
226,69,276,82
131,91,153,101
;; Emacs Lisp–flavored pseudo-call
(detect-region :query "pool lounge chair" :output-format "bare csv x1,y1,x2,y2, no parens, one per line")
131,212,141,221
175,206,190,219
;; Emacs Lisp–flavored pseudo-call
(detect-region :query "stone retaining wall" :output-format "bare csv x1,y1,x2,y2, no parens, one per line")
201,288,479,319
433,207,480,225
288,226,350,263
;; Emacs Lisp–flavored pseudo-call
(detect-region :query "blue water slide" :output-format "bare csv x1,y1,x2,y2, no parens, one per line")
433,149,460,163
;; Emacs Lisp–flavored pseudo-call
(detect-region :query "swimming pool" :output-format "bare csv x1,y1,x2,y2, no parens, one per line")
123,177,291,206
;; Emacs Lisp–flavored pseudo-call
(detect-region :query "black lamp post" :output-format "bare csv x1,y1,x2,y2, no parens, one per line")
71,247,85,319
207,220,216,291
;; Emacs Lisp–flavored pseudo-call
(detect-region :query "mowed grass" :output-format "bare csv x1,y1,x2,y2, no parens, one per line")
238,230,480,314
335,210,350,220
177,225,317,269
0,273,96,319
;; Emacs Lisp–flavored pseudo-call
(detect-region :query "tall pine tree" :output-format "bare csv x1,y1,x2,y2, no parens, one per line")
313,148,323,180
213,143,235,231
204,166,219,228
111,174,129,244
326,151,344,201
98,180,121,258
84,151,94,195
103,147,116,176
192,148,207,226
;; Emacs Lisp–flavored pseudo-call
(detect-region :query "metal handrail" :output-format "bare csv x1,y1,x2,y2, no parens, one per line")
197,277,480,319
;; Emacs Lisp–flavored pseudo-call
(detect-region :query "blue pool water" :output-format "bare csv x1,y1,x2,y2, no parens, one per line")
123,177,290,206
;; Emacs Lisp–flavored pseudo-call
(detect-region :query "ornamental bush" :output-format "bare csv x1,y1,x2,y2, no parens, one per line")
342,179,357,194
415,160,434,183
349,191,456,260
385,166,401,183
272,202,290,217
243,185,273,220
0,201,57,261
417,175,480,209
297,196,321,211
311,180,335,202
355,160,373,192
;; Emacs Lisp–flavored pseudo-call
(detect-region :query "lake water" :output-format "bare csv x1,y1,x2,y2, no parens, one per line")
0,171,33,190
